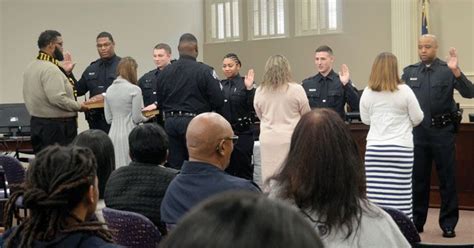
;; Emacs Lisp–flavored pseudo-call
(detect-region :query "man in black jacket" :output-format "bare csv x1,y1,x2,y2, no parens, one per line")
157,33,224,169
302,45,359,119
76,32,121,133
402,34,474,238
139,43,173,126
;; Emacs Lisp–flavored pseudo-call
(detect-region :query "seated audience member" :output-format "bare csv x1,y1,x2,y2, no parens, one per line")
104,123,178,234
0,146,118,248
268,109,410,248
160,112,261,225
72,129,116,222
160,191,323,248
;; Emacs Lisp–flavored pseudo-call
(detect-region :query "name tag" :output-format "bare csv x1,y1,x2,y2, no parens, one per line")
88,72,96,76
309,89,316,92
410,77,417,81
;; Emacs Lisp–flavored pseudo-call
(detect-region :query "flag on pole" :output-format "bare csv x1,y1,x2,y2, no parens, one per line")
421,0,430,34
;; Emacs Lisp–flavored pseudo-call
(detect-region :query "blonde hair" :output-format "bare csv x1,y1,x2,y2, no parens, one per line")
260,55,293,91
368,52,401,92
117,56,138,84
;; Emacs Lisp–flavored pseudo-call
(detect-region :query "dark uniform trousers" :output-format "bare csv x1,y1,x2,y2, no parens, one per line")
412,125,458,230
164,116,193,170
30,116,77,154
85,108,110,133
225,131,254,180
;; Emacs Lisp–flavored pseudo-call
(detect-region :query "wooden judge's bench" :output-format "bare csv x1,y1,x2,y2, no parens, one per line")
350,123,474,210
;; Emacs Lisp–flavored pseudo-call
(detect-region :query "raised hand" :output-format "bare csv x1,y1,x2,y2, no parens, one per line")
338,64,350,85
244,69,255,90
61,51,76,73
447,47,461,77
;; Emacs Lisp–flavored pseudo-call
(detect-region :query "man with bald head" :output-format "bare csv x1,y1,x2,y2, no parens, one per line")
402,34,474,238
160,112,260,225
157,33,224,170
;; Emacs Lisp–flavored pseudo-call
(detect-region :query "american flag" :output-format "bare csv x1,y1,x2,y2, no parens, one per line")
421,0,430,34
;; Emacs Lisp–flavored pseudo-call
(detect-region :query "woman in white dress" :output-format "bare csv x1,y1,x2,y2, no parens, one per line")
105,57,148,168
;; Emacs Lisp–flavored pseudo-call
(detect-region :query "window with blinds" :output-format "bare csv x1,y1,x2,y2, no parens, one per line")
295,0,342,36
248,0,288,40
206,0,241,43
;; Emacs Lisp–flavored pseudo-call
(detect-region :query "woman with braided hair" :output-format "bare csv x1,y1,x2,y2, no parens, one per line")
0,145,119,248
220,53,256,180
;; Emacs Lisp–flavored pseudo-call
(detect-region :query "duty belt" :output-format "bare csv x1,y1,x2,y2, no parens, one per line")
431,112,457,128
164,111,197,118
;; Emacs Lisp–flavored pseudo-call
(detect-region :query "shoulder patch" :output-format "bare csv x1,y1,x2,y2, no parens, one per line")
211,70,219,80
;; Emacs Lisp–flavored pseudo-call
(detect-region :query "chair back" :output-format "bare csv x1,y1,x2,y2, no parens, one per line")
102,207,161,248
0,156,26,195
382,207,421,245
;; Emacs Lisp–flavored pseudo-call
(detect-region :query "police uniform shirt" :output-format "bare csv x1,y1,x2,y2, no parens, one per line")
157,55,224,114
138,68,159,106
76,54,121,97
402,58,474,128
302,70,360,118
221,74,255,126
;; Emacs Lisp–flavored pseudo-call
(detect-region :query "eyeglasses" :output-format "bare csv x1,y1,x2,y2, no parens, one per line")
216,135,239,152
223,135,239,145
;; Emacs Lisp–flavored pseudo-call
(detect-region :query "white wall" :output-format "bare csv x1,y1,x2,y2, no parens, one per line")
0,0,204,130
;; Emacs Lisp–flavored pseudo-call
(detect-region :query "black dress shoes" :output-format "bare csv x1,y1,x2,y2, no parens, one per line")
442,228,456,238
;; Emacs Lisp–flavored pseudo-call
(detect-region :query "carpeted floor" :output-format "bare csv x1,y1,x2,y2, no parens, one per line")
420,208,474,245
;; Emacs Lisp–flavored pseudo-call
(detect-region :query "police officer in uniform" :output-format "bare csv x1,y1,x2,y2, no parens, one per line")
139,43,173,126
157,33,224,169
220,53,255,180
77,32,121,133
402,34,474,238
302,45,359,119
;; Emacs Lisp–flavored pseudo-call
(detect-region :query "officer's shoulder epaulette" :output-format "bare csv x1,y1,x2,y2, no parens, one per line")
302,74,318,83
198,62,213,70
437,60,447,66
147,68,158,74
89,58,101,66
407,62,422,68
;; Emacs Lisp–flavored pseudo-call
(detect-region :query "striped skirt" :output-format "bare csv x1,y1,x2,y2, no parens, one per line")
365,144,414,219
